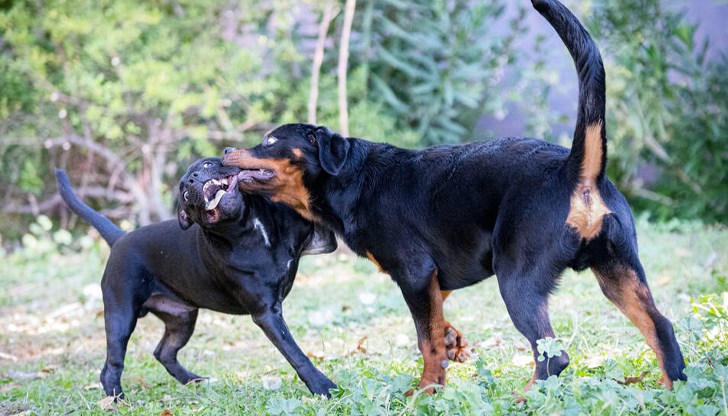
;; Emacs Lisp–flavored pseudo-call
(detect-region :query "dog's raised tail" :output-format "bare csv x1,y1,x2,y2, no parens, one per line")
55,169,125,246
532,0,606,183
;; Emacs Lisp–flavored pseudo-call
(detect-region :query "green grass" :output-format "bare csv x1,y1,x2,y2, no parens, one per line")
1,218,727,415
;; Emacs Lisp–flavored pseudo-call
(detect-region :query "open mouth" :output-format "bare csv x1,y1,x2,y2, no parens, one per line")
200,169,276,223
203,175,239,213
238,168,275,184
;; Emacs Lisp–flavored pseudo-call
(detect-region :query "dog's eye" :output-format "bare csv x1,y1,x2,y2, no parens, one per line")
183,191,189,201
263,136,278,147
203,162,212,169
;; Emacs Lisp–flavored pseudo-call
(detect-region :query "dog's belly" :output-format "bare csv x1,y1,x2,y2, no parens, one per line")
435,248,495,291
426,221,495,290
145,280,250,315
142,294,198,317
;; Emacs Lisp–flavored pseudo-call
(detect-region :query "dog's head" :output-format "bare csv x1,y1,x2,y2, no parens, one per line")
177,157,253,230
221,123,350,220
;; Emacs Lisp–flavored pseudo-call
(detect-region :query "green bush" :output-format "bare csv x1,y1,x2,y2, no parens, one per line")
587,0,728,223
350,0,519,146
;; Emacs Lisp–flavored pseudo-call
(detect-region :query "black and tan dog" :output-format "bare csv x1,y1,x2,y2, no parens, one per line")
55,158,337,399
222,0,686,394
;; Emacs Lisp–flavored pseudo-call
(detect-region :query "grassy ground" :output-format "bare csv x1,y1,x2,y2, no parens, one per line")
1,217,727,415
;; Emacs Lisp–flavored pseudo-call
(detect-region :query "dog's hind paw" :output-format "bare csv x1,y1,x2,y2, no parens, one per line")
444,322,471,363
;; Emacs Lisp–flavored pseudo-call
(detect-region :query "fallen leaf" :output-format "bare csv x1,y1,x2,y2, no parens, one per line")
357,336,368,352
41,364,58,373
97,396,116,411
618,371,647,385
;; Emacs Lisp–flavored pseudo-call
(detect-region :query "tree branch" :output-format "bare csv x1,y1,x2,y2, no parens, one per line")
337,0,356,136
4,186,133,216
309,1,337,124
5,135,128,173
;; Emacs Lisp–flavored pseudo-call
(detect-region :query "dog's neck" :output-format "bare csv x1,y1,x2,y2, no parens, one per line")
310,138,410,254
198,197,254,244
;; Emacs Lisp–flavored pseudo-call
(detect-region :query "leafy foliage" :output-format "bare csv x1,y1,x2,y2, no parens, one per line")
0,0,312,230
352,0,519,146
587,0,728,222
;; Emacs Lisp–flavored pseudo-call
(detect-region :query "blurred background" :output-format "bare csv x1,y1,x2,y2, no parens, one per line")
0,0,726,244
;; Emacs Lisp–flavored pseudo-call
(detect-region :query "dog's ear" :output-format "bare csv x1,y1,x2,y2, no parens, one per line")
178,209,193,230
313,126,350,176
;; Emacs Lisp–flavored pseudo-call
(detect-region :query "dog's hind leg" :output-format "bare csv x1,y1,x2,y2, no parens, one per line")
150,308,203,385
592,257,686,387
100,289,141,399
496,264,570,392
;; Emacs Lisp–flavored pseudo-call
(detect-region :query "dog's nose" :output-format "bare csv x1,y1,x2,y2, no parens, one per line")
223,147,236,156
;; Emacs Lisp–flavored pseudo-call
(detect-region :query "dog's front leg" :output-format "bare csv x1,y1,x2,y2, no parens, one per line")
251,309,337,397
397,266,448,395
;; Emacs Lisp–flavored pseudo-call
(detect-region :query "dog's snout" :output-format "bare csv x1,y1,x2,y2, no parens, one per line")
223,147,236,156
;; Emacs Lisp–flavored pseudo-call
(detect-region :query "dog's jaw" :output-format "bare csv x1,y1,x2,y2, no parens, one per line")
223,149,315,221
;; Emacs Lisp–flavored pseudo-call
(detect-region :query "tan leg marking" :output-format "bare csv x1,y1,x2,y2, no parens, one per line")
406,272,447,396
593,265,672,388
365,252,385,273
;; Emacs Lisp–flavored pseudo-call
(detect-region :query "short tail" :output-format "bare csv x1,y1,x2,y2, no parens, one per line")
55,169,125,246
532,0,607,183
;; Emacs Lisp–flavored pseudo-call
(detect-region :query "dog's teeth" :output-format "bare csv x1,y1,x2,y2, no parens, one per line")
221,178,228,186
206,189,226,210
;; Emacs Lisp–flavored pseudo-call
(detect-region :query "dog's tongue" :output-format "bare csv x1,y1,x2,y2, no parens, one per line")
206,189,226,211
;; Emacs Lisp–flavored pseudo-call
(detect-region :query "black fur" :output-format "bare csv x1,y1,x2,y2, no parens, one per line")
55,159,337,399
223,0,686,391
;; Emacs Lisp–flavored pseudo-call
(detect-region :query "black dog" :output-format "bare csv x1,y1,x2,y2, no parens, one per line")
222,0,687,394
55,157,338,399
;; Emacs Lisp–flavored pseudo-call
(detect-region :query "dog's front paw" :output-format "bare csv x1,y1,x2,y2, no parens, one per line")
444,322,471,363
309,377,337,398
